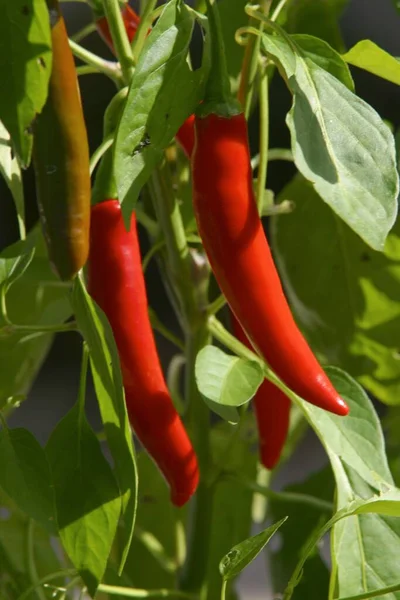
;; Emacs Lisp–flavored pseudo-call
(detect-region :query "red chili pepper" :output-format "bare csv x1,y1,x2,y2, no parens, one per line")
176,114,195,158
191,1,349,417
232,316,290,469
88,199,199,506
96,3,140,52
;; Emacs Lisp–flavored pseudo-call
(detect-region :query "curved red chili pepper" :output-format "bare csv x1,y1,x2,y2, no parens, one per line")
88,199,199,506
192,112,349,417
232,316,291,469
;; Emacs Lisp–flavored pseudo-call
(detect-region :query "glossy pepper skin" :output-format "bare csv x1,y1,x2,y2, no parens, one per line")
33,0,90,281
96,4,140,52
88,200,199,506
192,112,349,417
232,316,291,469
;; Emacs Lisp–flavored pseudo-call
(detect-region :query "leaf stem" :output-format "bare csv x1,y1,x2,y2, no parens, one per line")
97,583,198,598
131,0,158,63
26,520,46,600
220,579,227,600
234,477,334,512
0,321,77,336
69,39,122,84
148,163,199,330
70,22,97,43
17,570,77,600
90,134,114,175
256,61,269,213
102,0,135,83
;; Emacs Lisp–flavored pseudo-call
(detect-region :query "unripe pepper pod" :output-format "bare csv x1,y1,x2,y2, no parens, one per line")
33,0,91,280
88,195,199,506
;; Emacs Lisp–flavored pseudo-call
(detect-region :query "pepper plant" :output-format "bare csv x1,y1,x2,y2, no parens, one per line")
1,1,400,599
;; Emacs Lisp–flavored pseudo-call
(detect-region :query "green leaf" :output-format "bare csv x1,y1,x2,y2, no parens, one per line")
110,452,181,590
195,345,264,408
296,367,400,599
293,34,354,90
262,29,399,251
0,0,52,166
115,0,208,222
280,0,348,52
271,174,400,405
0,121,24,233
202,396,240,424
0,427,56,533
218,0,248,92
71,277,138,573
46,401,120,597
0,235,36,292
0,232,71,408
219,518,288,581
269,468,334,599
0,490,61,597
204,419,257,598
343,40,400,85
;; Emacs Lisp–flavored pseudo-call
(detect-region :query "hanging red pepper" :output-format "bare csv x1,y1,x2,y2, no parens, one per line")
232,316,290,469
191,0,349,417
88,154,199,506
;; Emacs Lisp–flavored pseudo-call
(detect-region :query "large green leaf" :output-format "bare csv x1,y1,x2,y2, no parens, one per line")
0,232,71,408
269,468,334,599
262,29,399,251
271,174,400,405
115,0,208,222
71,277,138,573
204,419,257,599
0,0,52,166
0,426,55,533
108,452,181,590
343,40,400,85
0,490,61,599
279,0,349,51
195,345,264,422
46,399,121,597
0,121,24,233
298,368,400,599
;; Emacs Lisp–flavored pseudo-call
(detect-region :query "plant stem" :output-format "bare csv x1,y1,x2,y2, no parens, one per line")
76,65,103,77
69,39,122,84
148,163,198,330
89,134,114,175
207,294,226,316
180,323,213,597
17,570,77,600
238,2,270,117
97,584,198,598
220,579,227,600
256,61,269,213
102,0,135,83
26,520,46,600
70,22,97,43
234,478,334,512
131,0,158,63
0,321,77,336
